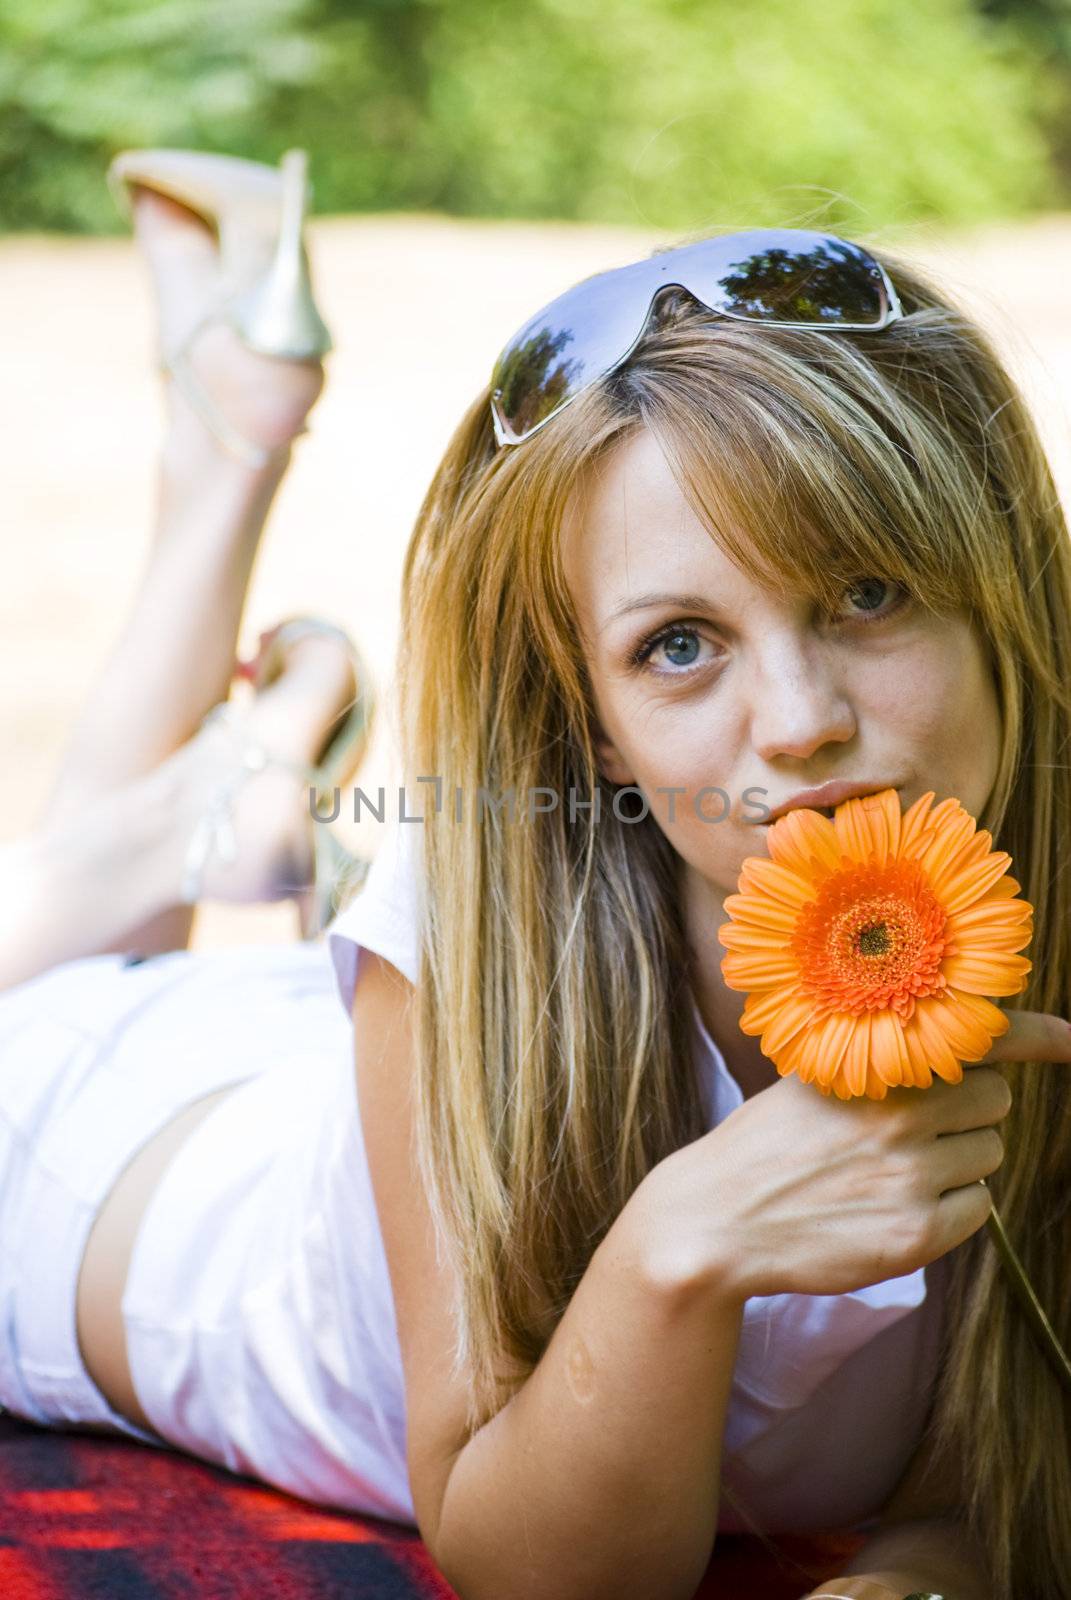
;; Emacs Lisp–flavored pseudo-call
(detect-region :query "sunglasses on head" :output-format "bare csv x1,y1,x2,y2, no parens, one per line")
489,226,905,448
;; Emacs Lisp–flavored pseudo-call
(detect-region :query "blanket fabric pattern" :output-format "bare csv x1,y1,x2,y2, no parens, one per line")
0,1413,869,1598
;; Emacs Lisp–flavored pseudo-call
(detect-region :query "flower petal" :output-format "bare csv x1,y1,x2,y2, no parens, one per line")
737,856,817,910
864,1059,891,1098
915,804,977,886
909,999,966,1084
896,790,939,858
808,1011,858,1088
901,1021,935,1089
721,895,799,934
944,989,1010,1039
940,852,1016,916
870,1008,912,1089
941,951,1032,996
945,898,1033,938
833,796,881,863
914,991,992,1062
947,923,1033,956
780,1037,820,1088
740,986,799,1035
761,995,814,1056
767,807,843,877
987,875,1024,900
857,789,902,866
721,949,801,990
833,1011,872,1094
925,826,993,898
718,923,794,953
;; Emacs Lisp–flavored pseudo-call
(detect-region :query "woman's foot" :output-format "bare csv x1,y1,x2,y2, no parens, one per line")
129,187,325,463
170,628,362,910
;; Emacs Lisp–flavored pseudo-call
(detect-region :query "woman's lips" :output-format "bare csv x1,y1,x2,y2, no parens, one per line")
759,781,901,825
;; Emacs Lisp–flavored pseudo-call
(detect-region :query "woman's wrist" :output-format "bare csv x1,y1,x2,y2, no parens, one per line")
623,1155,749,1307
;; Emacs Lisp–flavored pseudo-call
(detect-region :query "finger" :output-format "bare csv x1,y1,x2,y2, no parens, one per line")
928,1065,1011,1134
934,1175,994,1253
974,1010,1071,1066
930,1124,1005,1192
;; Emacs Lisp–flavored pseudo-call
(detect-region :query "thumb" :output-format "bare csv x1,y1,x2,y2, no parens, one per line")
974,1009,1071,1066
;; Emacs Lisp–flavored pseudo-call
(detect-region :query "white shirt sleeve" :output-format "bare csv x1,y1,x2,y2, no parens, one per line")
325,818,425,1015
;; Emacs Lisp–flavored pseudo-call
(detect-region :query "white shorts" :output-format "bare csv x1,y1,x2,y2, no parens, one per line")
0,941,327,1444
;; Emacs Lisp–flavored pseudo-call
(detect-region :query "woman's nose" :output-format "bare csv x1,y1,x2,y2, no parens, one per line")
748,646,857,763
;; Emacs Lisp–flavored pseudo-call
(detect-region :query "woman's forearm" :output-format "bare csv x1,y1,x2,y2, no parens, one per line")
433,1166,747,1600
807,1514,991,1600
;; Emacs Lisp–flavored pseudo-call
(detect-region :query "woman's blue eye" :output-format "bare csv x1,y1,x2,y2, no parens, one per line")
660,631,701,666
628,625,712,674
844,578,890,615
840,577,909,622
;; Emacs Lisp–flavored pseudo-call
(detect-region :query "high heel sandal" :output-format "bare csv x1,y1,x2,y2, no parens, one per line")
107,146,332,467
180,616,376,940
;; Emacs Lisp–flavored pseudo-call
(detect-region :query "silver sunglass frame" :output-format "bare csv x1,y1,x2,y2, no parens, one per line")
490,228,906,449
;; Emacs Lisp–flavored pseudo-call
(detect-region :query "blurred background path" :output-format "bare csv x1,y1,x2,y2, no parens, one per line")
3,211,1070,947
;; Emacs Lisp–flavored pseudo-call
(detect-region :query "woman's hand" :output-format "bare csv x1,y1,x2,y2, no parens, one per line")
645,1009,1071,1303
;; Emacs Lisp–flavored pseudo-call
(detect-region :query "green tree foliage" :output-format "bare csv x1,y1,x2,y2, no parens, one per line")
975,0,1071,179
0,0,323,229
0,0,1062,233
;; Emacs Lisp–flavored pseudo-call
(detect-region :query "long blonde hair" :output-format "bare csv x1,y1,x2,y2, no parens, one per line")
393,240,1071,1596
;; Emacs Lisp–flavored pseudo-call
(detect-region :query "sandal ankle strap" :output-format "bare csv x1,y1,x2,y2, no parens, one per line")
179,702,322,905
163,306,304,469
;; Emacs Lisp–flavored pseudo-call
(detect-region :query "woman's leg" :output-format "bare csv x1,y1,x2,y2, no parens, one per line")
0,629,359,992
0,763,194,991
41,188,325,955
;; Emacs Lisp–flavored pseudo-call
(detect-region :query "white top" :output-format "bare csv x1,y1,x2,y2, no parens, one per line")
122,815,950,1537
329,817,950,1536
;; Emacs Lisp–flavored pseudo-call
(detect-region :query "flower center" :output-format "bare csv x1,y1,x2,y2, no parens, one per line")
856,921,890,956
791,857,949,1022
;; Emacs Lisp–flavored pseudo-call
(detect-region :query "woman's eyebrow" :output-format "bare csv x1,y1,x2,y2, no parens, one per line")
607,589,723,622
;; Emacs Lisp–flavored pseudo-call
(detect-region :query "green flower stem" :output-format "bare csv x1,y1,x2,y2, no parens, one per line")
983,1185,1071,1394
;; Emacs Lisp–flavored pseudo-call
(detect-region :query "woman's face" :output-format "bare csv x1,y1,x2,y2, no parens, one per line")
560,426,1003,918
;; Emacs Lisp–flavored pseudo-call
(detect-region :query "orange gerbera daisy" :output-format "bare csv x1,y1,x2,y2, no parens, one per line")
717,787,1034,1100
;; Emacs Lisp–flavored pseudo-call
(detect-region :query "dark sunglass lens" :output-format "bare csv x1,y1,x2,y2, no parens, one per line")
711,236,888,325
493,325,584,438
491,266,652,442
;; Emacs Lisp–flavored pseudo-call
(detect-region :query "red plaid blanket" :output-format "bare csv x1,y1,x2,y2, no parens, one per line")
0,1413,867,1597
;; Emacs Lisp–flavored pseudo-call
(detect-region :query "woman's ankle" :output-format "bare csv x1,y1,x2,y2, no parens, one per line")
159,382,296,488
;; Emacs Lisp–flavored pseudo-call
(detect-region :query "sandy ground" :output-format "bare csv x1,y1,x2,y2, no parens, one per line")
3,208,1070,952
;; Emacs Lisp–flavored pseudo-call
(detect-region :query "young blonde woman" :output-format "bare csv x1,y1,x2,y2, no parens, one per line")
2,170,1069,1600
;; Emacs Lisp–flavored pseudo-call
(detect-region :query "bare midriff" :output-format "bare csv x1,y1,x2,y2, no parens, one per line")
73,1083,242,1436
